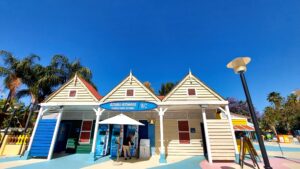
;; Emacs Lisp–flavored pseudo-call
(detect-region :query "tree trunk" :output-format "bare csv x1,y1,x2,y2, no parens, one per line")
19,100,37,155
271,125,278,136
0,91,12,128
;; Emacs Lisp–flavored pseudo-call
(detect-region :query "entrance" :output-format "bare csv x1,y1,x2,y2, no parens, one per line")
178,120,190,144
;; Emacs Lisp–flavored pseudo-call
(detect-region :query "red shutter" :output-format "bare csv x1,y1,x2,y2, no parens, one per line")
178,121,190,144
127,89,134,96
79,120,93,143
188,89,196,96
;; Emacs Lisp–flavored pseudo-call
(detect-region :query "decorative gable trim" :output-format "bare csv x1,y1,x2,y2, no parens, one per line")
43,75,101,103
162,73,225,102
100,73,161,102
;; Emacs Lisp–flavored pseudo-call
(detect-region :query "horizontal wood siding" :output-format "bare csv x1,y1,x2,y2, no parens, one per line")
165,76,221,102
104,78,158,102
155,117,202,155
47,79,97,103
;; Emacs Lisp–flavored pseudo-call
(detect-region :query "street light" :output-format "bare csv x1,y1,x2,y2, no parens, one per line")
227,57,272,169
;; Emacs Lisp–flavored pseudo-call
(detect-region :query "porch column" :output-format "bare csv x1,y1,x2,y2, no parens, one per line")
47,106,63,160
155,107,168,163
89,107,105,162
22,106,48,159
202,107,212,163
225,105,239,162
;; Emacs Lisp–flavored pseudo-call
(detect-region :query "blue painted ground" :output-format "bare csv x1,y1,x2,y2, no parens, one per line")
0,156,22,163
253,143,300,152
148,156,204,169
7,154,110,169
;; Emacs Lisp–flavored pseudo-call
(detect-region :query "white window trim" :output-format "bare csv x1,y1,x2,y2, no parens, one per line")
187,88,197,96
68,89,78,98
177,120,191,144
125,89,135,97
79,119,93,144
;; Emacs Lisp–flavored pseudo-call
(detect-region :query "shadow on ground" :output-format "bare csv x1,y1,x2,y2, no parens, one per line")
7,154,110,169
148,156,205,169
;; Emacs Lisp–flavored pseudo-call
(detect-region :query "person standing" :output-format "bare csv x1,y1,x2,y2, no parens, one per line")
123,134,132,160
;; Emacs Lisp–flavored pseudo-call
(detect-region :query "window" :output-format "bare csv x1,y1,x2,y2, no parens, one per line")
69,90,77,97
126,89,134,96
188,89,196,96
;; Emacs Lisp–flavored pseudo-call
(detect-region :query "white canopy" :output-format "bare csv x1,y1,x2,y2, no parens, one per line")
98,114,144,126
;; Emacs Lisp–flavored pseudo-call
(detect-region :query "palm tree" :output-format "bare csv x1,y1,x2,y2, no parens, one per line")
262,106,279,135
159,82,175,96
9,55,42,138
50,55,95,89
267,92,283,109
143,81,155,93
0,50,22,122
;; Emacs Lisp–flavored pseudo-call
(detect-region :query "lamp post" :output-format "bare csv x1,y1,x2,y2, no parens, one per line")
227,57,272,169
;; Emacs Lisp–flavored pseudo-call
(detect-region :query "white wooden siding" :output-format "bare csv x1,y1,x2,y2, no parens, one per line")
46,79,97,103
164,74,223,102
102,76,160,102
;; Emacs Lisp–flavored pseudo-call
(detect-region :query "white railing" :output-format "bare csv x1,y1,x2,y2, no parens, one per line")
202,109,212,163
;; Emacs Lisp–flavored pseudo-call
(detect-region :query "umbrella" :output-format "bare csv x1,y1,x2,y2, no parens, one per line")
98,114,144,126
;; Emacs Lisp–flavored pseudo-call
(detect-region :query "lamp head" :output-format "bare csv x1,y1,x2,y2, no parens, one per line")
227,57,251,73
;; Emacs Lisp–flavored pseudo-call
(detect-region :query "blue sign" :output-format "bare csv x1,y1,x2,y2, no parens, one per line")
100,101,157,111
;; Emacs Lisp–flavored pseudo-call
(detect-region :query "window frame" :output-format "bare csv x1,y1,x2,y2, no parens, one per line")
126,89,135,97
68,89,78,98
187,88,197,96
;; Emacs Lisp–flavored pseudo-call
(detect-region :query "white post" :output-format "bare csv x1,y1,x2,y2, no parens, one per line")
155,107,167,163
202,108,212,163
225,105,238,156
91,108,104,153
23,107,48,159
47,107,63,160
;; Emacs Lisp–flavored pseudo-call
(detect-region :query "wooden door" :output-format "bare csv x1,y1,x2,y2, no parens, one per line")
178,120,190,144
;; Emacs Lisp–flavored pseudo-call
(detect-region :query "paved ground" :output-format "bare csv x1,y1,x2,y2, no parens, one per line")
0,142,299,169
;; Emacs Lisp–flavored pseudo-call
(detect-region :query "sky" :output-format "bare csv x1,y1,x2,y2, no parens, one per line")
0,0,299,113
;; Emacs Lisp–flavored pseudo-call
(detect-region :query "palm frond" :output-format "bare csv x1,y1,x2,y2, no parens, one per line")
16,89,30,100
0,67,10,77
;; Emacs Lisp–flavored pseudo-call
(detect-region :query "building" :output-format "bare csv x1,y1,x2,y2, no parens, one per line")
23,71,238,163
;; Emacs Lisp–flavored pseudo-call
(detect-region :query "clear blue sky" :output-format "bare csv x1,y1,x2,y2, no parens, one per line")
0,0,299,113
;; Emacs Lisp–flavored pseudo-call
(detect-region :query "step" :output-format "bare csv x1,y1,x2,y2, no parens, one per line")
210,142,234,146
208,132,232,136
210,146,235,150
207,126,231,129
168,152,203,156
208,135,233,139
206,120,229,123
210,139,234,143
168,140,202,144
168,149,203,153
168,146,203,150
211,149,235,153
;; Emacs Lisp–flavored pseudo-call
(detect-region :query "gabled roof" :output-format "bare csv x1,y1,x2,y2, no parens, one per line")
162,72,225,102
101,72,161,102
157,95,165,101
43,75,102,103
78,77,102,100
